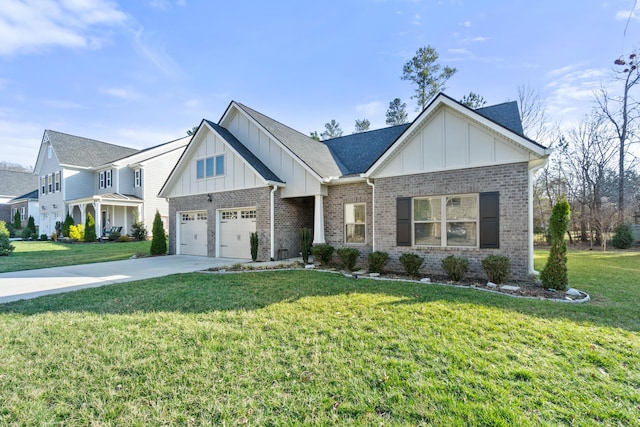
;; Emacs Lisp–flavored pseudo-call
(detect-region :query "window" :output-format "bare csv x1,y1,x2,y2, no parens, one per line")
41,176,46,194
215,154,224,176
106,170,112,188
241,210,256,219
345,203,366,244
196,154,225,179
197,212,207,221
413,194,478,247
182,213,195,221
99,171,105,189
47,174,52,193
20,207,25,221
55,172,60,192
47,145,52,159
134,169,142,187
221,211,237,220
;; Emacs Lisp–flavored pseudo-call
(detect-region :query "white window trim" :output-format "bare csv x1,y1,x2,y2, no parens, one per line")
99,171,105,189
413,193,479,248
344,202,366,245
134,169,142,187
106,170,112,188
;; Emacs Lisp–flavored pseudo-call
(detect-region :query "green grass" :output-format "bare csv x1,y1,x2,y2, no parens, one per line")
0,240,151,272
0,249,638,425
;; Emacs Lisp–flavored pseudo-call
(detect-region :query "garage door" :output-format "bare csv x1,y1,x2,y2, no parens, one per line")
179,211,208,256
219,208,257,259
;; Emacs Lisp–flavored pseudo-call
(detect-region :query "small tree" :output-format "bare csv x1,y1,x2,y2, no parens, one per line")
321,119,343,139
26,216,36,235
401,45,457,111
540,196,571,290
130,210,148,241
386,98,408,125
63,214,74,237
300,228,312,264
354,118,370,133
69,224,84,242
13,210,21,230
84,213,97,242
0,221,15,256
150,210,167,255
250,231,259,261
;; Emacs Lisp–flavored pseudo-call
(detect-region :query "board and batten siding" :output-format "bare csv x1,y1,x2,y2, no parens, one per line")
225,111,321,197
166,129,268,198
373,106,532,178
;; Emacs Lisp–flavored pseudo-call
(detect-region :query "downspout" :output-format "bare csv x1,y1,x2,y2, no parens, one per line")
366,178,375,252
270,185,278,261
528,157,548,276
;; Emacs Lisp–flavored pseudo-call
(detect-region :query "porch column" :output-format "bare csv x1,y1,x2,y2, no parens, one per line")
313,194,325,244
92,201,101,238
79,203,87,225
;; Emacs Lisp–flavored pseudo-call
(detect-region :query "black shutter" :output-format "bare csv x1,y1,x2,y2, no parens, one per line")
397,197,412,246
479,192,499,248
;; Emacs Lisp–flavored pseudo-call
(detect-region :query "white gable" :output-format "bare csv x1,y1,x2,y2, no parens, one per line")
222,107,322,197
371,104,539,179
161,125,267,198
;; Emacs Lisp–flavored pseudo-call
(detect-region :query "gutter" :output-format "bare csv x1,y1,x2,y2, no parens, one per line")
366,178,375,252
270,184,279,261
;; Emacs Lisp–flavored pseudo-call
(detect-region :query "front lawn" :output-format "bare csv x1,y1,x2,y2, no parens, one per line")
0,240,151,273
0,249,638,425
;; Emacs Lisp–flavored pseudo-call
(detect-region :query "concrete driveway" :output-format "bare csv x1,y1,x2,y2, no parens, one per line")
0,255,245,304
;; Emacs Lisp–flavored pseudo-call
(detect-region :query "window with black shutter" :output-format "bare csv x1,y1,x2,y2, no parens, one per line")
479,192,499,248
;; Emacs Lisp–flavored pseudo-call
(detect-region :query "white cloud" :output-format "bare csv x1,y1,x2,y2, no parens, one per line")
545,65,611,121
113,127,185,149
462,20,471,27
132,27,185,78
615,9,639,21
412,14,421,25
184,98,200,108
356,101,384,116
0,0,127,56
448,48,470,55
102,87,141,100
41,99,85,109
147,0,186,10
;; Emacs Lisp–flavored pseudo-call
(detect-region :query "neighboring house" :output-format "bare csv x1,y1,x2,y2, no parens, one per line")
33,130,190,238
159,93,549,279
0,170,39,226
9,190,39,229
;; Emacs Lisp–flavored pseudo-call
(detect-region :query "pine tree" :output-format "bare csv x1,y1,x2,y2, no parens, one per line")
150,210,167,255
27,216,36,234
13,210,21,229
63,214,75,237
84,213,97,242
540,196,570,290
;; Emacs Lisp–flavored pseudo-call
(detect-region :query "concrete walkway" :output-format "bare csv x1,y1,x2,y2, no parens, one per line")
0,255,246,304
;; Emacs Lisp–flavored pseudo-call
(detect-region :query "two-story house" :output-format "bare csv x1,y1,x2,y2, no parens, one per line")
33,130,189,238
0,169,39,226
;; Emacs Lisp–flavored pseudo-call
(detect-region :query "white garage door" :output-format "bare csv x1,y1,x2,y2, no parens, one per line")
219,208,257,259
179,211,208,256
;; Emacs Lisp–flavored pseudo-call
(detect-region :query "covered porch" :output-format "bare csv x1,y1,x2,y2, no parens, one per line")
67,193,143,239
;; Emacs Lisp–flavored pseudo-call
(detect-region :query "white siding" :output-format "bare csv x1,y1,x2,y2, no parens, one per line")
37,146,65,234
141,148,184,230
374,107,531,178
225,111,321,197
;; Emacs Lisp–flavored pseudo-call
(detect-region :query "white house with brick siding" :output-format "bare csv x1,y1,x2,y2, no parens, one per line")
33,130,189,238
159,93,549,279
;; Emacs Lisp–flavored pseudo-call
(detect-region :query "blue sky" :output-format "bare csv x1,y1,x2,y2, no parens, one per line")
1,0,639,168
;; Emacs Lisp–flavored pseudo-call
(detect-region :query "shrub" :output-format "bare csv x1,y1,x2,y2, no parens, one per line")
612,223,634,249
0,222,14,256
367,251,389,273
84,213,97,242
337,247,360,271
117,235,131,243
30,232,38,240
21,228,32,240
109,231,121,241
540,196,570,290
55,221,63,238
50,232,58,241
250,231,259,261
311,244,334,266
150,210,167,255
130,221,148,241
63,214,74,237
300,228,312,264
40,234,48,241
69,224,84,242
399,253,424,277
441,255,469,282
482,255,511,284
13,210,21,230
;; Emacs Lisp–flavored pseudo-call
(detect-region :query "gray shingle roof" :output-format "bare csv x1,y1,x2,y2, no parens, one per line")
45,130,139,168
9,189,39,202
475,101,525,136
205,120,284,184
0,170,38,197
234,103,342,179
322,124,411,176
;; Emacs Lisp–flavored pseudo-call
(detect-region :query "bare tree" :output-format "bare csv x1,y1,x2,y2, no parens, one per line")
595,52,640,222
